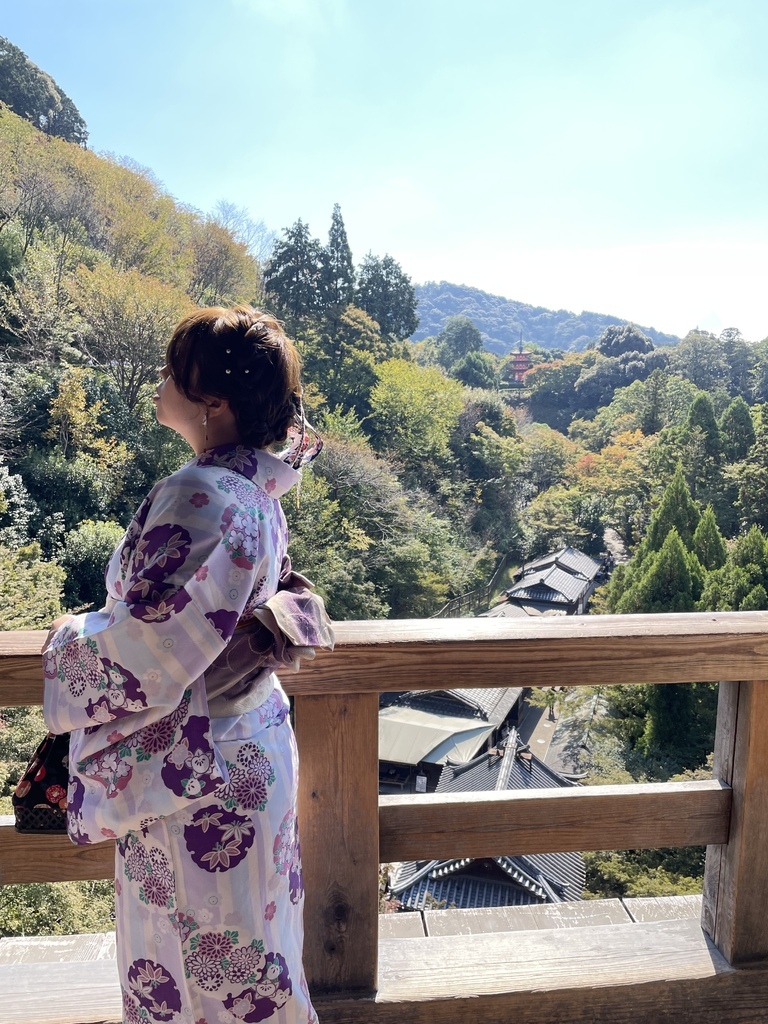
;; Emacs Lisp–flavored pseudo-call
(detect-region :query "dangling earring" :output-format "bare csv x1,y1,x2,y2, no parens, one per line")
202,412,208,446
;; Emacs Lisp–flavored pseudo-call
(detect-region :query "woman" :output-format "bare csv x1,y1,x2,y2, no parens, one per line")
43,306,332,1024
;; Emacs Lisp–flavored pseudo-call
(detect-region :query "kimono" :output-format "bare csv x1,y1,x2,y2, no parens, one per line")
43,442,330,1024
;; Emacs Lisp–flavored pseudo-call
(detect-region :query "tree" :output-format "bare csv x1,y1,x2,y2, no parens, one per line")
188,215,259,306
719,396,755,462
61,519,124,610
646,466,701,553
451,349,498,389
668,330,728,392
320,204,355,323
0,36,88,145
355,253,418,342
0,541,64,629
596,323,654,358
616,529,702,614
369,360,463,474
71,262,193,411
736,406,768,531
692,506,727,570
263,219,324,327
686,394,720,459
434,315,483,369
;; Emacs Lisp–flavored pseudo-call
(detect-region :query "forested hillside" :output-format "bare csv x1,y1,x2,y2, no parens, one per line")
412,280,680,353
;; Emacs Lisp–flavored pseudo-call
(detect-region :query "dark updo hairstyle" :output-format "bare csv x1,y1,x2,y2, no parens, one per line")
166,305,302,449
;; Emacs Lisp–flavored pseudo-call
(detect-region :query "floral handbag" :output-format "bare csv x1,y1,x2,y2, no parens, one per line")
11,731,70,833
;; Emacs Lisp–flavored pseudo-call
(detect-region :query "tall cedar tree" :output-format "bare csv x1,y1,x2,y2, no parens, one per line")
736,406,768,531
646,466,701,553
263,219,324,327
692,505,727,570
686,393,721,458
719,396,755,462
355,253,419,342
320,204,355,322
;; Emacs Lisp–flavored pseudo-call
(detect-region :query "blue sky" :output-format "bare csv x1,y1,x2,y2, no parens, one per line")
4,0,768,339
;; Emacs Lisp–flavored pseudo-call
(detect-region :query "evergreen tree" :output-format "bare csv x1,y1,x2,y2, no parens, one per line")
731,524,767,573
320,204,355,319
435,315,483,369
263,219,324,327
617,529,701,614
596,323,654,358
686,393,720,459
740,584,768,611
736,407,768,531
646,466,701,553
692,505,727,570
355,253,419,342
719,396,755,462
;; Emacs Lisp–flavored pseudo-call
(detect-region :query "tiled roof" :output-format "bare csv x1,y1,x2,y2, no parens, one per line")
523,546,602,581
508,565,591,604
389,735,586,911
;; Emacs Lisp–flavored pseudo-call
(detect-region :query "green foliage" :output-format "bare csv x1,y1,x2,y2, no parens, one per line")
61,518,124,610
692,506,727,570
451,349,498,389
0,36,88,144
369,360,464,474
583,849,704,899
0,881,115,937
719,396,755,461
434,315,483,369
645,467,700,553
595,323,654,358
355,253,418,342
0,542,63,628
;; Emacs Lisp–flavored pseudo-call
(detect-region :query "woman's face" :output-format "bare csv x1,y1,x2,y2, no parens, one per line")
153,365,203,438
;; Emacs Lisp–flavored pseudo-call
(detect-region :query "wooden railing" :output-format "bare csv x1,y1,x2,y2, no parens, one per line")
3,613,768,1023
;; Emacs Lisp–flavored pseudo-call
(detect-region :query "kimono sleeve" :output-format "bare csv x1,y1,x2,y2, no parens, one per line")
43,469,263,737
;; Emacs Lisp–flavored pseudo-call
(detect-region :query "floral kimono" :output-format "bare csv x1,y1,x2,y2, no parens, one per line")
43,443,331,1024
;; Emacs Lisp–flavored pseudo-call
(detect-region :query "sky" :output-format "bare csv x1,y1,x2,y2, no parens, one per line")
3,0,768,340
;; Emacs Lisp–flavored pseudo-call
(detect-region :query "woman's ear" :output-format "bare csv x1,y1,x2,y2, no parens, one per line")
202,395,231,420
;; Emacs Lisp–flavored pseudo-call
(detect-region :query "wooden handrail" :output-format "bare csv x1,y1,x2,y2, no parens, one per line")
5,611,768,704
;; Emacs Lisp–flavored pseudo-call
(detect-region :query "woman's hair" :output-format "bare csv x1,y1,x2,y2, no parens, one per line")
166,306,302,449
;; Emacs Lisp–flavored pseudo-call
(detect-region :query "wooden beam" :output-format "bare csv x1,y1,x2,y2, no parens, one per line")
379,781,732,862
702,680,768,964
312,920,768,1024
295,693,379,996
6,612,768,705
0,816,114,885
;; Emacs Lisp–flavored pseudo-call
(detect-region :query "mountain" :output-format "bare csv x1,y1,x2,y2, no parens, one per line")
412,281,680,354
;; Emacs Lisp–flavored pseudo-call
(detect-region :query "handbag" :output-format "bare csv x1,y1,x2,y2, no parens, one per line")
11,731,70,833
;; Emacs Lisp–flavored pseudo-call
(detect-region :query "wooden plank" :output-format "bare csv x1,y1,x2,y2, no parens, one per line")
0,958,121,1024
424,899,632,936
378,913,425,939
295,693,379,996
7,611,768,703
379,780,731,862
624,895,702,923
0,816,114,885
702,679,768,964
0,931,116,964
312,920,768,1024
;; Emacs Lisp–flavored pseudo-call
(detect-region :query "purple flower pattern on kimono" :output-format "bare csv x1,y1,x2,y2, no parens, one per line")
42,444,298,844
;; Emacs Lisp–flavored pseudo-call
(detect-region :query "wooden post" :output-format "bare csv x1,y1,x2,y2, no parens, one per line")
702,680,768,964
295,693,379,996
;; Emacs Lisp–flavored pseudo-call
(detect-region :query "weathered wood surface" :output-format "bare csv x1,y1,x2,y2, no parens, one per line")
5,919,768,1024
424,898,633,935
0,931,116,964
625,894,702,923
379,780,731,861
0,958,120,1024
313,920,768,1024
296,693,380,995
378,914,426,939
702,679,768,964
0,815,114,885
6,611,768,704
